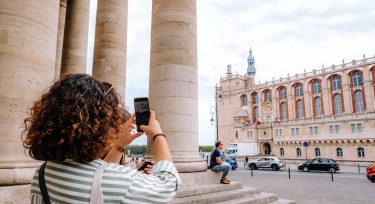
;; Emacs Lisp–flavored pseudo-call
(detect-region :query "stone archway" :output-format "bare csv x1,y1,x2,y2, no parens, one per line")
263,143,271,155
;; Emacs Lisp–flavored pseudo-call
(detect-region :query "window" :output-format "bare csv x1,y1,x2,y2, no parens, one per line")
250,131,253,137
281,102,287,120
351,124,356,133
296,148,301,157
314,97,323,117
314,127,318,134
352,71,362,87
253,106,259,121
296,84,303,97
354,90,364,113
247,131,250,138
265,90,271,102
357,124,362,132
358,147,365,157
309,127,313,135
296,99,304,119
235,131,238,139
332,76,341,91
329,125,334,134
291,128,295,135
276,129,283,136
253,93,258,104
336,148,343,157
335,125,340,133
241,94,248,106
280,148,284,156
279,129,282,136
280,87,287,99
315,148,321,157
313,80,321,94
296,128,300,135
334,94,343,115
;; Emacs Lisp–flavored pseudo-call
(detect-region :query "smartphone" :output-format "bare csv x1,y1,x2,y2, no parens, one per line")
134,97,150,132
138,161,152,171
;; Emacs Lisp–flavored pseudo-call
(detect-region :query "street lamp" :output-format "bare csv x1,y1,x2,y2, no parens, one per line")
210,85,222,141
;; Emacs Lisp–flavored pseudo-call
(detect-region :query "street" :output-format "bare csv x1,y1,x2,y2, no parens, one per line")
230,165,375,204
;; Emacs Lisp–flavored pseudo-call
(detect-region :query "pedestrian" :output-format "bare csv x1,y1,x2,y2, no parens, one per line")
209,140,231,184
245,156,249,167
22,74,181,203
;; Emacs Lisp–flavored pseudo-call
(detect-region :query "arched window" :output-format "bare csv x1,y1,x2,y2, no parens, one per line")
280,102,287,120
296,84,303,97
296,148,301,157
315,148,321,157
280,148,284,156
332,76,341,91
354,90,364,113
241,94,248,106
235,131,239,139
296,99,304,119
352,71,362,87
252,93,258,104
336,148,343,157
265,90,271,102
313,80,321,94
253,106,259,122
358,147,365,157
314,97,323,117
280,87,287,99
334,94,343,115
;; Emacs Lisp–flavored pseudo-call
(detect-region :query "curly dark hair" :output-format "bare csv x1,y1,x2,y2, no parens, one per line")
22,74,129,162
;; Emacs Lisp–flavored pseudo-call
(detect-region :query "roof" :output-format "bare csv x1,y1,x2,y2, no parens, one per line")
233,110,249,118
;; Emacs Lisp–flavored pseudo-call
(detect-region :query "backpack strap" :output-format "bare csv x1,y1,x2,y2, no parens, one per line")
38,162,51,204
90,164,108,204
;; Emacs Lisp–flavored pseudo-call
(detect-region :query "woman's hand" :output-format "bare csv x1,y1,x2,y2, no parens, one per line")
140,111,163,139
117,114,143,147
137,160,155,174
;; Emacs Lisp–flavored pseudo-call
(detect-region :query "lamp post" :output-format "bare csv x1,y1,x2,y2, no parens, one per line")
211,85,222,141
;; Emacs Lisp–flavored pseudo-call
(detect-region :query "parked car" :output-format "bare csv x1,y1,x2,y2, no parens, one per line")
298,158,340,173
366,163,375,183
226,158,238,170
246,156,285,171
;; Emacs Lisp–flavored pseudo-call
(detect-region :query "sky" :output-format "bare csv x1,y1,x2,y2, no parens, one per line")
87,0,375,146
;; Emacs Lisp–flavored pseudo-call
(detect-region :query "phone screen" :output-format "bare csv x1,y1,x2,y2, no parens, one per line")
134,97,150,132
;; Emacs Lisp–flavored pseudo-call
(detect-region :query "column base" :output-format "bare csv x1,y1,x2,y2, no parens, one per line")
179,170,222,187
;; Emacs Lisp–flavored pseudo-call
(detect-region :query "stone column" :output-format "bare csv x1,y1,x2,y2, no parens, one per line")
148,0,206,173
60,0,90,76
93,0,127,101
0,0,60,184
55,0,67,80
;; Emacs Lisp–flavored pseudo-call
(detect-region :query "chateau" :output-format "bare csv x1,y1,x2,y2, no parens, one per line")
217,49,375,164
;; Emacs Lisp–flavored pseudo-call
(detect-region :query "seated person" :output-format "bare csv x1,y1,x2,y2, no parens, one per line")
209,141,231,184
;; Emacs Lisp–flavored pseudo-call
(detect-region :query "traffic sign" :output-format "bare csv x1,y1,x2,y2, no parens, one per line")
303,141,309,147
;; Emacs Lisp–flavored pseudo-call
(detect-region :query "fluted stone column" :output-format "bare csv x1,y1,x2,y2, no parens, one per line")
93,0,127,100
60,0,90,76
0,0,60,184
55,0,67,80
148,0,206,173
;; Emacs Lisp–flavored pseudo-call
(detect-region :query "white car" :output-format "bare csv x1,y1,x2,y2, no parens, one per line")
246,156,285,171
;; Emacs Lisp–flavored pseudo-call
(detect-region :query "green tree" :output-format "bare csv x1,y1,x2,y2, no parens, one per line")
199,145,214,152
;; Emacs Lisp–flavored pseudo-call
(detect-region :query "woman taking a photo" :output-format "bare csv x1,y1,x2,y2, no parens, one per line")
22,74,180,203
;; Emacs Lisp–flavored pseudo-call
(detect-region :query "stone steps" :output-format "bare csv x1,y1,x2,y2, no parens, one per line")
169,185,259,204
169,182,295,204
175,182,243,198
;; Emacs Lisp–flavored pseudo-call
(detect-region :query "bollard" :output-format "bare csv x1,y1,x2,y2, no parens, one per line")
331,171,334,182
288,167,290,179
358,164,360,173
251,166,253,177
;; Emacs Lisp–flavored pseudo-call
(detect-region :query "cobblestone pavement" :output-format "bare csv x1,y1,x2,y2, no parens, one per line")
230,166,374,204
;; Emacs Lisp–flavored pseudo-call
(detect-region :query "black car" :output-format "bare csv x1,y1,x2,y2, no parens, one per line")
298,158,340,173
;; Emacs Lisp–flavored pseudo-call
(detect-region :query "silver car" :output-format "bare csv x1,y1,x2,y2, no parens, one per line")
246,156,285,171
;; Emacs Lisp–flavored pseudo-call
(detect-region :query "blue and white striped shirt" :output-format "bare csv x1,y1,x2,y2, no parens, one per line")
30,159,181,204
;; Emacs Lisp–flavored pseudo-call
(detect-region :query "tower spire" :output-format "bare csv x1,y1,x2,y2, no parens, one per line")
247,46,256,76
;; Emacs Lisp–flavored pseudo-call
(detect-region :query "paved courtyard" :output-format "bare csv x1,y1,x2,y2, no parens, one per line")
230,165,374,204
